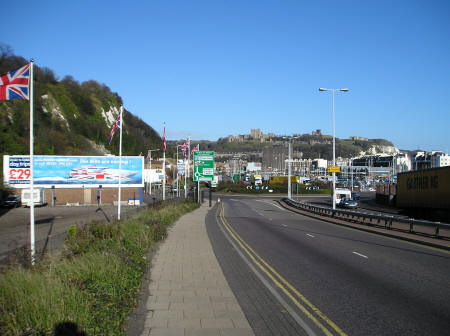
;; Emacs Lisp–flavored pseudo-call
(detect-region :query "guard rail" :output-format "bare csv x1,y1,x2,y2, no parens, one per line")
282,198,450,239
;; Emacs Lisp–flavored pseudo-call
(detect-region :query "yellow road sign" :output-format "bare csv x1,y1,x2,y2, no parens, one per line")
327,166,340,173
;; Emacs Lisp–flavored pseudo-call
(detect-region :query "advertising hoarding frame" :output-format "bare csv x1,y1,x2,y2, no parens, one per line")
3,155,144,189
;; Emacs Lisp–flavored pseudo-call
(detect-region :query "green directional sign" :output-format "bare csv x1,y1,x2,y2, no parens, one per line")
193,151,215,182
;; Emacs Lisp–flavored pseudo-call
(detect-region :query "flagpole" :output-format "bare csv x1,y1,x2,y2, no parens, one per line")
162,122,166,201
186,139,190,198
197,144,200,204
29,60,35,264
118,106,123,220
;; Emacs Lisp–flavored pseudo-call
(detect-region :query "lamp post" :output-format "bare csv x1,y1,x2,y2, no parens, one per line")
288,140,292,199
319,88,349,210
147,149,159,195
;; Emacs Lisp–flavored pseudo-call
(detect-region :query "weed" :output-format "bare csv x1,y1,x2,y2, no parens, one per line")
0,200,200,335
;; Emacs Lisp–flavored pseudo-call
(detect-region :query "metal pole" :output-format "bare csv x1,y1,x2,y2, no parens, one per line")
173,156,175,198
118,106,123,220
163,150,166,200
147,149,159,196
351,159,354,192
149,151,152,195
288,141,291,199
162,123,166,201
29,60,35,264
332,89,336,210
176,146,179,197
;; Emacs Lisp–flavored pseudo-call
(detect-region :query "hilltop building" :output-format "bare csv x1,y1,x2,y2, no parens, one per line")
223,129,275,143
349,136,368,141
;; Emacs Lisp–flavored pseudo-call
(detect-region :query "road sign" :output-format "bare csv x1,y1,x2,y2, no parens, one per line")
327,166,341,173
233,174,240,183
193,151,214,182
177,161,185,176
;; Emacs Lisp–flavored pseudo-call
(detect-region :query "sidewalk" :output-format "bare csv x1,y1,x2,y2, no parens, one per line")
141,202,254,336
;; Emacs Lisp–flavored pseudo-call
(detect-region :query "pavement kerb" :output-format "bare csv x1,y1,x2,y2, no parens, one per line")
140,200,255,336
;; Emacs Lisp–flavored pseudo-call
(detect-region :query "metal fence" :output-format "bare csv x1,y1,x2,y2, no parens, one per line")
282,198,450,240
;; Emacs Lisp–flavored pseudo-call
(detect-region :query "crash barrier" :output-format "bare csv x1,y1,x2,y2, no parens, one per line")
282,198,450,240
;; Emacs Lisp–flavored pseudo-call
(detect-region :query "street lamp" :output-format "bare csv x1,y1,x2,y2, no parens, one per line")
319,88,349,210
147,149,159,195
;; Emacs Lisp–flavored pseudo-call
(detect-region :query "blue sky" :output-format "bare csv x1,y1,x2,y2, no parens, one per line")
3,0,449,151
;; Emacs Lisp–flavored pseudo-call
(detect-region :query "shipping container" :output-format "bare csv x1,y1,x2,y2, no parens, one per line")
397,166,450,210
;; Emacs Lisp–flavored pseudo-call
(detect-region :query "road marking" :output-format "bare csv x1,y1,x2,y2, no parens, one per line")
219,204,346,336
306,234,315,238
255,199,285,210
282,224,288,227
352,251,368,259
215,206,318,336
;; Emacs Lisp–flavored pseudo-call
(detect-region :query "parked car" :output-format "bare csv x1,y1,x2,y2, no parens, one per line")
2,195,22,208
351,192,361,200
338,197,358,209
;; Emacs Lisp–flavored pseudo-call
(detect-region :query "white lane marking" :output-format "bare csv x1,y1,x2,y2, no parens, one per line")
306,234,315,238
352,251,368,259
255,199,285,210
282,224,288,227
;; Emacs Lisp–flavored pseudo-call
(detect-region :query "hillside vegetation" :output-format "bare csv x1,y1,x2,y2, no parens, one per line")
173,135,394,161
0,46,162,192
0,48,161,156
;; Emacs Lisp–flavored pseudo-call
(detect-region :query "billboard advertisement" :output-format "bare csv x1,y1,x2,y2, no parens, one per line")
3,155,144,188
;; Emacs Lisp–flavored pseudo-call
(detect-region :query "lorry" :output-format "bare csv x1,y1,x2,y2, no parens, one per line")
21,188,46,207
334,188,352,205
252,174,263,186
211,175,219,188
396,166,450,222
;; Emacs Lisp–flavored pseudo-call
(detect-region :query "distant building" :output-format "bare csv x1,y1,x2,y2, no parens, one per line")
291,159,313,176
224,129,274,143
312,158,328,170
262,144,292,172
250,128,263,139
312,129,322,136
349,136,368,141
413,150,450,170
246,162,262,172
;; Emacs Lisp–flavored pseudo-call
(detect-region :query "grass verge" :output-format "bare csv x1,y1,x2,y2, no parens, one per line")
0,200,200,336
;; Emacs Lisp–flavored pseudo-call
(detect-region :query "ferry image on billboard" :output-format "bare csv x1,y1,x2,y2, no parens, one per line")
68,166,138,181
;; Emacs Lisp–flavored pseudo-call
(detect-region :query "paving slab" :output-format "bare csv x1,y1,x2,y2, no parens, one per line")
140,202,254,336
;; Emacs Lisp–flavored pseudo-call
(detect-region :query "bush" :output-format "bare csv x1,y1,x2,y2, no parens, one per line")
0,200,200,336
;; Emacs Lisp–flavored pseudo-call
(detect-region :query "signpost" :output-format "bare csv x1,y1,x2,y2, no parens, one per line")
193,151,214,182
193,151,214,204
327,166,341,173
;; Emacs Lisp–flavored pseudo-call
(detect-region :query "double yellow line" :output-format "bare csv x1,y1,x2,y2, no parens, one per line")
218,203,346,336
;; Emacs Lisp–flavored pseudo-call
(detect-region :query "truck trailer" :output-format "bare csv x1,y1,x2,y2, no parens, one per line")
396,166,450,222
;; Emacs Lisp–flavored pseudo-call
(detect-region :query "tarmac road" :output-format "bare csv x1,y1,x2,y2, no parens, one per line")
208,195,450,335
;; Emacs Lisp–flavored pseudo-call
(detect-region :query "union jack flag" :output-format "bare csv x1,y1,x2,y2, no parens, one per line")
191,144,199,155
107,110,121,145
0,64,30,100
162,123,166,152
180,137,189,158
